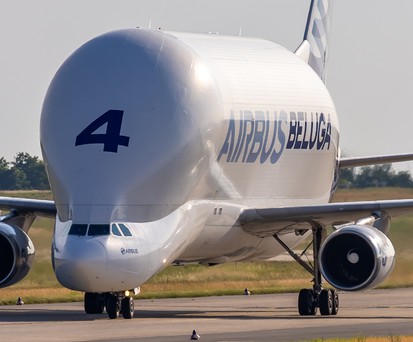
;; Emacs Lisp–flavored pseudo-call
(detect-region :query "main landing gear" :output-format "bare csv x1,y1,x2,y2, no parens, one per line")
84,289,137,319
298,288,339,316
273,224,339,316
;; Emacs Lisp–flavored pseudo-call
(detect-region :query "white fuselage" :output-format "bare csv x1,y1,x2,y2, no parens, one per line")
41,29,339,292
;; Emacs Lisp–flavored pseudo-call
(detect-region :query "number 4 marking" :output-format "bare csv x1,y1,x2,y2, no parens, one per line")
75,110,130,153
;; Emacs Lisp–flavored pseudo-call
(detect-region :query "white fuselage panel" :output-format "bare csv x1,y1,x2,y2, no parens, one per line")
42,29,339,291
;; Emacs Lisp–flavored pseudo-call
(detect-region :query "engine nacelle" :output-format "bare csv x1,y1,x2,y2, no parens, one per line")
319,225,395,291
0,222,35,288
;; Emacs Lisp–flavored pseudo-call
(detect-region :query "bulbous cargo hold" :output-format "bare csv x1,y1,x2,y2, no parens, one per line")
40,29,224,225
319,225,395,291
40,28,339,227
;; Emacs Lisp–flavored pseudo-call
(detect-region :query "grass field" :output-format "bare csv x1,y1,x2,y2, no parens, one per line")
307,337,411,342
1,188,413,305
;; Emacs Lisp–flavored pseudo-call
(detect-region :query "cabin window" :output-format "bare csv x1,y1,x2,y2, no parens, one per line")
87,224,110,236
118,223,132,237
68,224,88,236
111,224,122,236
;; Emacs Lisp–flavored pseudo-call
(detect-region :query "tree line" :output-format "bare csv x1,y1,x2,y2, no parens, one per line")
0,152,50,190
338,164,413,189
0,153,412,191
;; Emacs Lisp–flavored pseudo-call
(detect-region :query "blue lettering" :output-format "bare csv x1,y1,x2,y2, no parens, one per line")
230,117,244,162
322,113,331,150
217,109,333,164
241,111,255,162
75,110,130,153
247,111,265,163
270,111,286,164
287,112,297,149
217,111,236,162
301,112,309,149
293,111,304,149
317,113,326,150
260,111,278,164
309,112,319,149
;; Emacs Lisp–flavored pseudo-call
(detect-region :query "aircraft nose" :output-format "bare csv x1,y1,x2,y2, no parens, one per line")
54,238,107,292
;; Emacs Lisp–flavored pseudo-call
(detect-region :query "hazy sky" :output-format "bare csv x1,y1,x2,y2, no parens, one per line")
2,0,413,170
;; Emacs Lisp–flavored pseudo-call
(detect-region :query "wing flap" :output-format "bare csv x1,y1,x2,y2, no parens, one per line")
0,197,56,219
240,199,413,237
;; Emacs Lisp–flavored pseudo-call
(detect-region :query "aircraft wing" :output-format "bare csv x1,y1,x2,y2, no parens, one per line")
239,199,413,237
339,153,413,168
0,196,56,219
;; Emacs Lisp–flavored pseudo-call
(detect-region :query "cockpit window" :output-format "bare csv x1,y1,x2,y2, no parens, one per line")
69,224,88,236
118,223,132,237
87,224,110,236
111,224,122,237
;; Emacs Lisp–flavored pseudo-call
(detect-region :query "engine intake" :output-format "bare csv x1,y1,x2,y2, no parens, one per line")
0,222,35,288
319,225,395,291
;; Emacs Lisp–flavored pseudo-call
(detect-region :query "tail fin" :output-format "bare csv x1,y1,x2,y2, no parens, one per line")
295,0,334,82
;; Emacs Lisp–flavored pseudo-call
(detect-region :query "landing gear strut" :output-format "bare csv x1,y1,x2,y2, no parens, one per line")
273,224,339,316
84,291,136,319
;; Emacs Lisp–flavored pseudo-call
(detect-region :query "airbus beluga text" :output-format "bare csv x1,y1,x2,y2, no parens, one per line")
1,0,413,319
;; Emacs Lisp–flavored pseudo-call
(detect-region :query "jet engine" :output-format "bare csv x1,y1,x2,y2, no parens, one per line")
319,225,395,291
0,222,35,288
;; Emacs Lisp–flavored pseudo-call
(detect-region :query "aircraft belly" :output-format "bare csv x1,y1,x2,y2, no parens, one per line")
178,223,309,263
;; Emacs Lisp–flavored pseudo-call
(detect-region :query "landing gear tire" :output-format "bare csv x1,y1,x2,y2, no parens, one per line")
121,297,134,319
107,295,120,319
331,289,339,315
84,293,104,314
319,289,333,316
298,289,317,316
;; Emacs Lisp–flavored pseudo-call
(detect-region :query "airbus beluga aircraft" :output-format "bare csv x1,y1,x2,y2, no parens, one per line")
2,0,413,319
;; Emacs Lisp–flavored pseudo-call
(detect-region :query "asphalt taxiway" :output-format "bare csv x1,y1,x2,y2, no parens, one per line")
1,288,413,341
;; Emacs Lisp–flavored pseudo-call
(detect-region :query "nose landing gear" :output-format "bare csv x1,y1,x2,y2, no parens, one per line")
84,288,138,319
84,292,105,314
121,296,135,319
106,295,122,319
